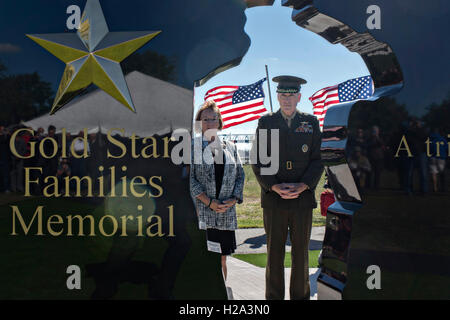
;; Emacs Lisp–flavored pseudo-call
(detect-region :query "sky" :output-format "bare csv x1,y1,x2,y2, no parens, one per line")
193,0,369,135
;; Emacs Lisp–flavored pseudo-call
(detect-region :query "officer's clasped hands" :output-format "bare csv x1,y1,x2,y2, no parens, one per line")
271,183,309,199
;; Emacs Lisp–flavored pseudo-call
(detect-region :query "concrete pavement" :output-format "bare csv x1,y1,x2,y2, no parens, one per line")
235,226,325,254
226,257,320,300
226,226,325,300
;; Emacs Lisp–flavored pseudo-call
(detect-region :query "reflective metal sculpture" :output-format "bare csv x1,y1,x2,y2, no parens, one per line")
27,0,160,114
281,0,404,299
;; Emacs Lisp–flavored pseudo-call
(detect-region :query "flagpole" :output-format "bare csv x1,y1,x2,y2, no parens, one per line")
265,65,273,113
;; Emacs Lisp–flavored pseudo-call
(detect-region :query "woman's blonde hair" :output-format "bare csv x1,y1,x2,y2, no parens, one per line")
194,100,224,132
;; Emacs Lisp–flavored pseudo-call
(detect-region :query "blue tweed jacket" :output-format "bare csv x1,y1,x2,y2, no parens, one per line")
190,137,245,231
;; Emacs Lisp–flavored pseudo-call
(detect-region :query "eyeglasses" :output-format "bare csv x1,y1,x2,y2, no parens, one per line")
201,118,219,123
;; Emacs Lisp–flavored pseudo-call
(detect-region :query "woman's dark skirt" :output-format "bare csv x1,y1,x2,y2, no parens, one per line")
206,228,237,256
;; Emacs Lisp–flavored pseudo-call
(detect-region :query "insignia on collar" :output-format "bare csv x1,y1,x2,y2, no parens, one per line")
295,122,313,133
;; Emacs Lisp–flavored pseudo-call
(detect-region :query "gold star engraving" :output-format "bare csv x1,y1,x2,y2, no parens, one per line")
27,0,160,114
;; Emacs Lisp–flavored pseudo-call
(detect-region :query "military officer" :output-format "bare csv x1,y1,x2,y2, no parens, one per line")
251,75,323,300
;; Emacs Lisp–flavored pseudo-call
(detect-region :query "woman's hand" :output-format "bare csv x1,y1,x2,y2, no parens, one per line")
221,197,237,209
212,197,237,213
210,199,228,213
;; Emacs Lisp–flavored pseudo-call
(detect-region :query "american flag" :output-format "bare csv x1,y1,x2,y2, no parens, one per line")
204,78,268,129
309,76,374,128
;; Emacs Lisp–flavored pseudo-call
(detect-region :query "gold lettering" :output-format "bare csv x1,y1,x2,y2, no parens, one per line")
64,176,93,197
107,129,126,159
168,205,175,237
110,166,116,197
130,176,147,197
120,215,134,236
142,137,159,159
10,205,44,235
47,215,64,236
43,176,61,197
121,166,128,197
162,136,170,158
448,135,450,157
395,135,413,158
97,166,105,197
131,134,139,159
425,138,432,157
67,215,95,236
25,167,42,197
149,176,163,198
146,215,163,237
137,215,143,237
39,137,58,159
98,215,118,236
61,128,68,158
10,128,35,159
70,128,89,159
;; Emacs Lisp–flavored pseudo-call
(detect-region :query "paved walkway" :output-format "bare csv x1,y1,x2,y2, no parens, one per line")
235,226,325,254
227,226,325,300
226,257,320,300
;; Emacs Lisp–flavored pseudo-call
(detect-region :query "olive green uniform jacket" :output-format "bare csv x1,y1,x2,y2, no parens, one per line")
251,110,323,210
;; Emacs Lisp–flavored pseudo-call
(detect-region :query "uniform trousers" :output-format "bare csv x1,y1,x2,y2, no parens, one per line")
263,207,312,300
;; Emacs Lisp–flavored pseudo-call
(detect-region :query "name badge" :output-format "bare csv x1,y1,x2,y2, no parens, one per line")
207,240,222,253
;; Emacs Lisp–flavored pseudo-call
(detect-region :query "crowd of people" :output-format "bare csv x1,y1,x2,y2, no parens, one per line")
347,120,448,195
0,124,104,195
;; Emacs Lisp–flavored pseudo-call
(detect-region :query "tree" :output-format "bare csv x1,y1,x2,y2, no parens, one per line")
0,61,6,79
0,49,177,125
121,50,176,83
348,97,409,135
422,93,450,133
0,71,53,124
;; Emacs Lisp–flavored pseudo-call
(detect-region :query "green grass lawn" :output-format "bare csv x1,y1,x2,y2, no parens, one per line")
233,250,320,268
237,165,326,228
